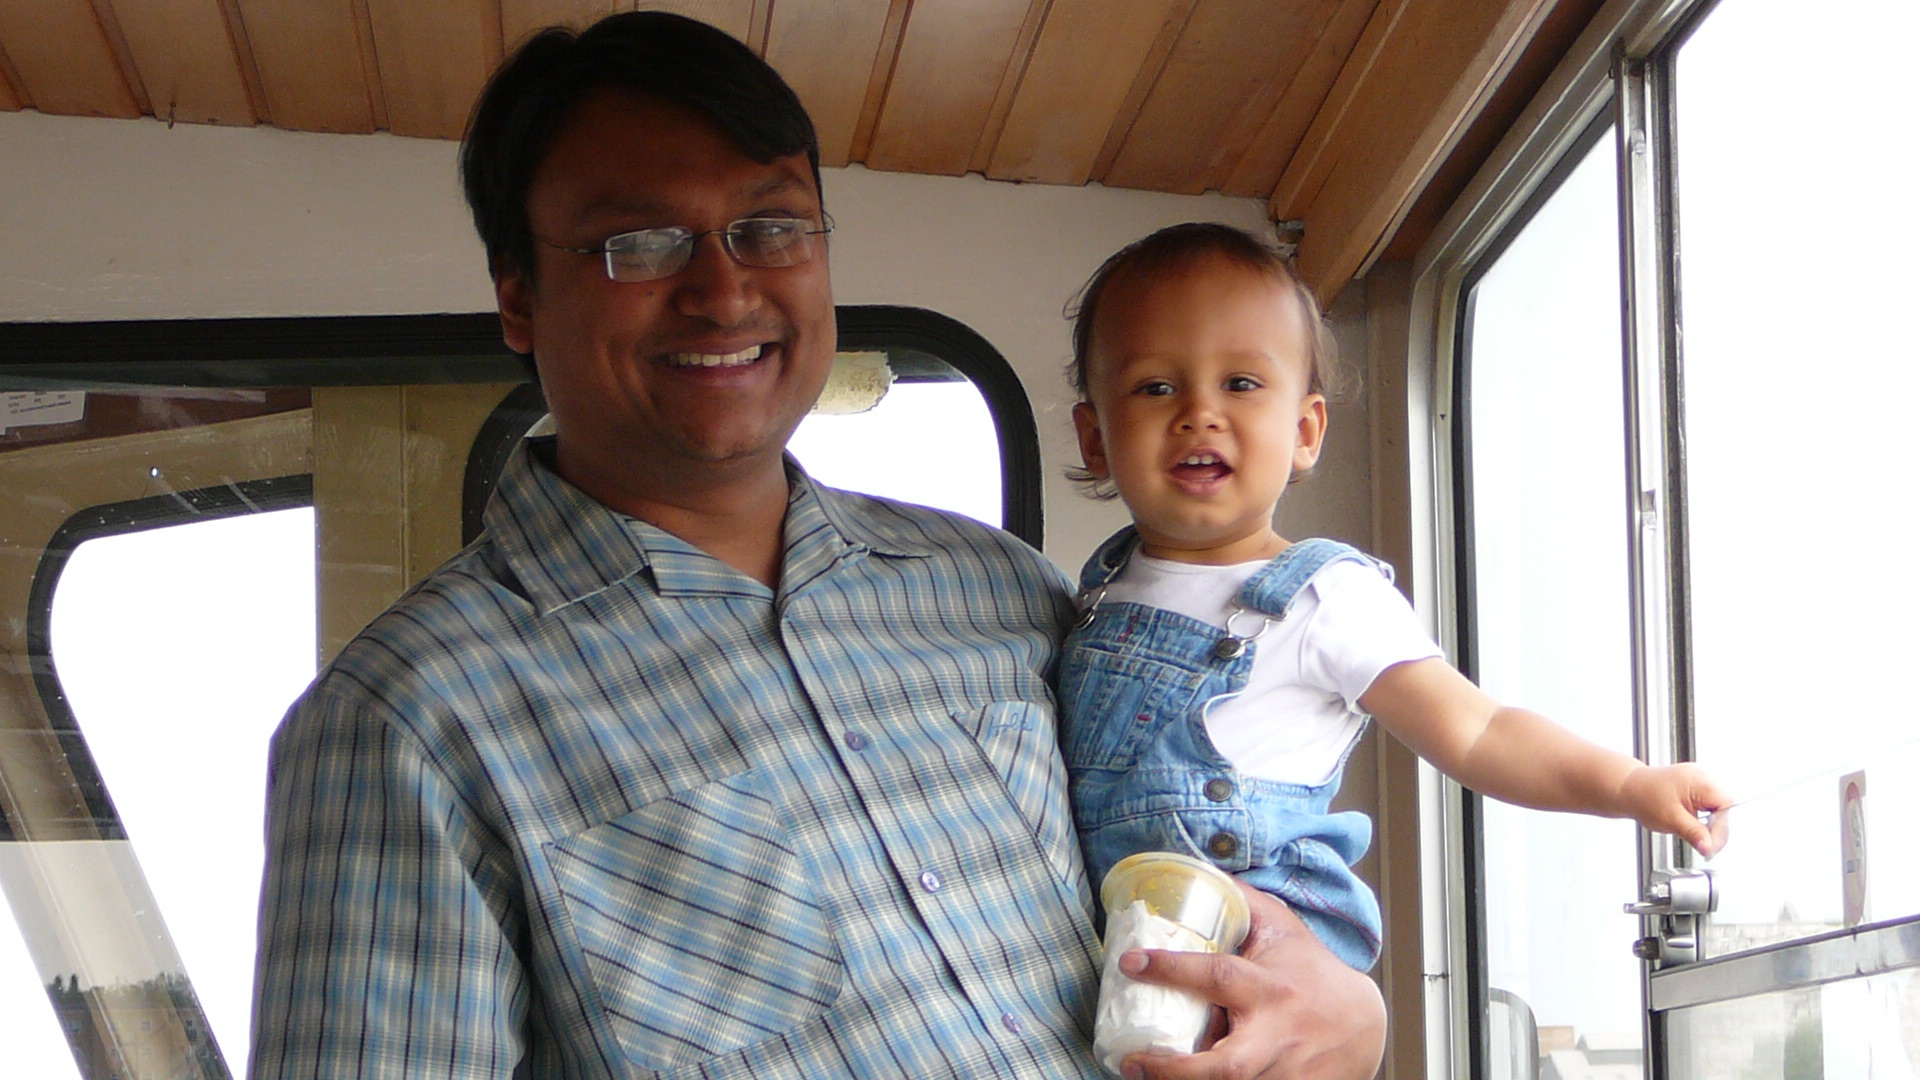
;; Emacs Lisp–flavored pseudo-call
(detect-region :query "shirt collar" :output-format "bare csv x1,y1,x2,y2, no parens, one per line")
484,439,933,615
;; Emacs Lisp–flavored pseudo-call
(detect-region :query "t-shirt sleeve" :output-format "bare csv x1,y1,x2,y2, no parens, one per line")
1297,559,1444,711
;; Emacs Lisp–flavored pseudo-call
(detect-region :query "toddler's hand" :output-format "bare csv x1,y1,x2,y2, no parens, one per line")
1619,764,1732,857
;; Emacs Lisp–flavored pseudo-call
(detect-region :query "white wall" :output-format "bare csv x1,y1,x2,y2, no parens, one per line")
0,109,1372,569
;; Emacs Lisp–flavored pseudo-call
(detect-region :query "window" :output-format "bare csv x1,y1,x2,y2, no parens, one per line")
1437,0,1920,1076
0,307,1038,1080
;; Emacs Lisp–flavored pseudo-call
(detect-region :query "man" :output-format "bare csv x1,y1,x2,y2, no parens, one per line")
249,12,1386,1079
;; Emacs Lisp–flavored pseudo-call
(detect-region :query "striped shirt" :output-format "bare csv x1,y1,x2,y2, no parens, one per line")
249,440,1103,1079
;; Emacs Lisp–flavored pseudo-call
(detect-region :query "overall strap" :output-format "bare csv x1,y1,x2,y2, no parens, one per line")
1233,539,1386,619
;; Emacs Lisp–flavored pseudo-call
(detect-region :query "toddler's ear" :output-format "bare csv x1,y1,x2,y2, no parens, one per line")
1072,402,1112,479
1293,393,1328,473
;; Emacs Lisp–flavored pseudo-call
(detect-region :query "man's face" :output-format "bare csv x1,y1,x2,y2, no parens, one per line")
497,90,835,508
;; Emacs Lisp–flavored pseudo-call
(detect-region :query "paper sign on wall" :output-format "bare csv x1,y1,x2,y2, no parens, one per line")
1,391,86,434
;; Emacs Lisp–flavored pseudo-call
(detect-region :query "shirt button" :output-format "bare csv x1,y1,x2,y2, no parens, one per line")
843,730,869,751
1204,778,1235,802
919,869,943,893
1001,1011,1024,1035
1207,832,1240,859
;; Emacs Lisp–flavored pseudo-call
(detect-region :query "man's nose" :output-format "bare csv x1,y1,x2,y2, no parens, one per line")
673,233,761,323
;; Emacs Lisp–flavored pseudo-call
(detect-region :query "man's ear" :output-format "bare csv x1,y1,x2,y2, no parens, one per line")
496,268,536,357
1072,401,1111,479
1293,393,1329,473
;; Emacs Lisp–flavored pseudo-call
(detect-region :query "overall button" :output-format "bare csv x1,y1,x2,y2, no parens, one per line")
1211,637,1246,661
919,869,943,893
843,730,870,751
1204,778,1235,802
1207,832,1240,859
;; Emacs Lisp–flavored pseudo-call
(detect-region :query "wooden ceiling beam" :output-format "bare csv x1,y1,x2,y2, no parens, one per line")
1101,0,1319,196
0,39,27,110
1272,0,1555,303
500,0,618,47
0,0,141,118
235,0,376,133
986,0,1185,186
1086,0,1197,184
845,0,911,165
865,0,1029,176
109,0,258,126
764,0,892,168
1220,0,1374,198
364,0,501,139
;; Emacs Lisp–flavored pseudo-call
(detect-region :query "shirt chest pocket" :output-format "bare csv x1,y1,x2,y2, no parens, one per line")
545,770,845,1074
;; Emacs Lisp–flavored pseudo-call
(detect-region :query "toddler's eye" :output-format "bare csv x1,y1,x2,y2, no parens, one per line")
1137,381,1175,397
1225,376,1262,392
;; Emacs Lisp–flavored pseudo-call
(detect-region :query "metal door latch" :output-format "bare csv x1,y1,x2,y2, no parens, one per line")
1627,869,1716,966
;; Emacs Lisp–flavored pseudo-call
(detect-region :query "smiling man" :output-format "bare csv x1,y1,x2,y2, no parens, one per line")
247,13,1385,1080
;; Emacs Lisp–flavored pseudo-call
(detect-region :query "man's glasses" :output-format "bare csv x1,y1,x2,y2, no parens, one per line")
535,215,834,282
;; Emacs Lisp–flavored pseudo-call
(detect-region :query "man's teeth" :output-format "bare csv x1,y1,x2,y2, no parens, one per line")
1180,453,1222,466
666,345,763,367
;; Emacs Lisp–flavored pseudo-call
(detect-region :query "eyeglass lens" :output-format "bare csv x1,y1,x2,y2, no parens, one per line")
604,218,819,282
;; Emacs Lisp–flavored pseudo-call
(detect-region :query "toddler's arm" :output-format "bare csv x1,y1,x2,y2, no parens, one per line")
1359,657,1731,856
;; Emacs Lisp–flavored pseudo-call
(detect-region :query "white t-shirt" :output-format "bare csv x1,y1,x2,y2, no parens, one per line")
1100,551,1442,785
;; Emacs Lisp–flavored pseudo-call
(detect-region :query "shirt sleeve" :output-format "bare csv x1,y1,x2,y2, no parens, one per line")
249,687,528,1080
1297,559,1444,711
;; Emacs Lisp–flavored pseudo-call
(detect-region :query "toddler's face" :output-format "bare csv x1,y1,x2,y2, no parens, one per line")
1073,254,1326,564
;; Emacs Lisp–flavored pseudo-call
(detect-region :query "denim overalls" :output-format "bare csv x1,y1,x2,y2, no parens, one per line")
1059,527,1386,970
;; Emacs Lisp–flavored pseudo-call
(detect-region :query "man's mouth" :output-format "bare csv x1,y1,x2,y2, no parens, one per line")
664,344,764,367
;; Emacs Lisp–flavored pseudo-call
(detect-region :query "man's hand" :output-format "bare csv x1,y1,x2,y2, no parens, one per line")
1618,763,1733,857
1115,883,1385,1080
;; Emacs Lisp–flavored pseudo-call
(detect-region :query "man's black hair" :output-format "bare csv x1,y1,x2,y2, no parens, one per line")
460,11,822,287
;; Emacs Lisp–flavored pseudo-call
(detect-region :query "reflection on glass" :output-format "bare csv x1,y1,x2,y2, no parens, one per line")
47,508,318,1076
1674,0,1920,953
0,872,85,1080
1467,132,1644,1075
1667,968,1920,1080
789,379,1003,527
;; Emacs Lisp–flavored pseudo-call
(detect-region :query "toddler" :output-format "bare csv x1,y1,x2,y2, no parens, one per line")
1059,222,1729,973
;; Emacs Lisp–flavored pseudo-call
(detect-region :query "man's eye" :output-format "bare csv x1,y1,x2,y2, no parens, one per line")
734,218,802,251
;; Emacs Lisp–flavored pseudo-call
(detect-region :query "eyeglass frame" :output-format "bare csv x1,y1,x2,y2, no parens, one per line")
531,213,835,283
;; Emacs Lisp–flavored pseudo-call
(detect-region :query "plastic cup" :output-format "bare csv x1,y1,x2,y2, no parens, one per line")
1092,852,1252,1075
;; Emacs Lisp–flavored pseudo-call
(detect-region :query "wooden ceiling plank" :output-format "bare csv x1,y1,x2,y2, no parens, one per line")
236,0,374,133
636,0,757,45
1220,0,1374,198
986,0,1183,186
90,0,154,114
365,0,503,139
763,0,893,169
966,0,1050,176
846,0,912,165
865,0,1031,176
350,0,385,129
0,0,141,118
501,0,619,48
0,40,29,109
1086,0,1199,183
218,0,271,121
112,0,256,125
1102,0,1320,194
1278,0,1556,302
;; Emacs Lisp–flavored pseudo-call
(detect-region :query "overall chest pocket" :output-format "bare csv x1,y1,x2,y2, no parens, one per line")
1058,623,1216,771
546,770,844,1074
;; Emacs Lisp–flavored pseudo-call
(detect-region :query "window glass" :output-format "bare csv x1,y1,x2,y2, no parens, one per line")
1673,0,1920,952
48,507,317,1074
1464,131,1645,1075
789,371,1002,528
